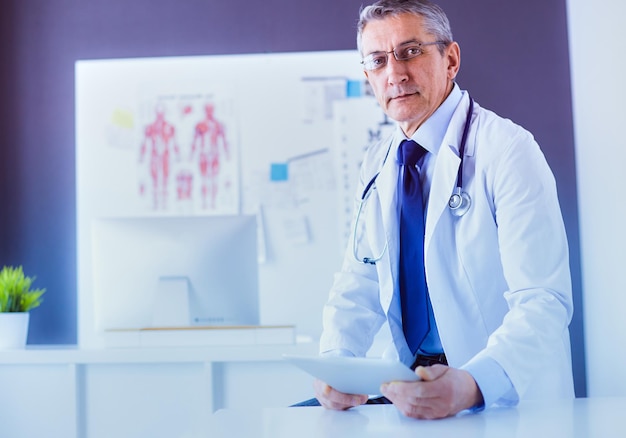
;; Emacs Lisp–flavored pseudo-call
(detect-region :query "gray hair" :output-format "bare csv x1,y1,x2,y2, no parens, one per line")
356,0,454,55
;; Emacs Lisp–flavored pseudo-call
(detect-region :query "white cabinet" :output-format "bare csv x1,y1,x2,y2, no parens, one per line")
0,343,317,438
0,363,78,437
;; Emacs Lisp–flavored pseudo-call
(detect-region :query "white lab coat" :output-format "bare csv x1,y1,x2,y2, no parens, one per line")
320,92,575,404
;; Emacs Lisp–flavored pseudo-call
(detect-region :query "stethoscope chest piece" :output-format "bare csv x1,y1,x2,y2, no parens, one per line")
448,187,471,217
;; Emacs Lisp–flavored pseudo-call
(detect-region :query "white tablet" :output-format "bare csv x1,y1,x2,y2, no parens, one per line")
283,354,419,395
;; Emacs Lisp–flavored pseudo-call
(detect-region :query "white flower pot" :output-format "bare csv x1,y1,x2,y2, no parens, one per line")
0,312,30,349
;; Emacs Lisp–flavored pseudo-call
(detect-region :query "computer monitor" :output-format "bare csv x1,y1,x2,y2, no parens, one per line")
91,215,259,330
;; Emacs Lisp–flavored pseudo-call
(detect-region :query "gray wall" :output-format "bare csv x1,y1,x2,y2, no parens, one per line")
0,0,585,396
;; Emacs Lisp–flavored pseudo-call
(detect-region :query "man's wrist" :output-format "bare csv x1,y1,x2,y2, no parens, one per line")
462,356,516,409
461,369,485,412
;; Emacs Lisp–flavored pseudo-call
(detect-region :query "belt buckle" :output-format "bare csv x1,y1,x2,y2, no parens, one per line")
417,352,447,366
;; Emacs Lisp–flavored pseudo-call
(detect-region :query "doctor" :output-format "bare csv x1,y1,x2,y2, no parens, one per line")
313,0,575,419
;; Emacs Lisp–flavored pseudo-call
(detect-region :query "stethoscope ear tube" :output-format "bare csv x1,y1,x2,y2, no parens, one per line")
352,193,388,265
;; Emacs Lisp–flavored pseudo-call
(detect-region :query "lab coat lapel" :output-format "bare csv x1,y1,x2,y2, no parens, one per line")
424,95,472,252
425,145,459,251
375,145,400,289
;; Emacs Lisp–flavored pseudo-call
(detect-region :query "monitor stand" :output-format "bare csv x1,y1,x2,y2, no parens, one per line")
151,276,191,327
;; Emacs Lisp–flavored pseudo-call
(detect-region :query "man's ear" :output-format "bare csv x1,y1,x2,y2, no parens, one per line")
446,42,461,80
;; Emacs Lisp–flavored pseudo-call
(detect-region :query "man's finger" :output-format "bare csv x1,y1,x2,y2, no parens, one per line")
314,379,368,409
415,364,448,381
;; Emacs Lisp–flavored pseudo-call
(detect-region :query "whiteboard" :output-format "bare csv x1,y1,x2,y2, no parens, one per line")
75,50,388,347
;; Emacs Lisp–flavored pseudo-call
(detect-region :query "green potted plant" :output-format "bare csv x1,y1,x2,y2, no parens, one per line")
0,265,46,349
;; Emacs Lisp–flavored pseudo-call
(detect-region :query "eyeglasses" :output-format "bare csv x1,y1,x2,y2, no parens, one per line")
361,41,447,71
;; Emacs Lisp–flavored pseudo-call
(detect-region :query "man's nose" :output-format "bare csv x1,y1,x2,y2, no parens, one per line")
385,57,409,86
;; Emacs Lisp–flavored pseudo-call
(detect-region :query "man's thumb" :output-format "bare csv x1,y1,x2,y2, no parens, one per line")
415,364,448,381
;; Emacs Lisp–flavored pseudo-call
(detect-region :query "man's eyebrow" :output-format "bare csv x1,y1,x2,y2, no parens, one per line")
365,39,421,55
398,39,421,46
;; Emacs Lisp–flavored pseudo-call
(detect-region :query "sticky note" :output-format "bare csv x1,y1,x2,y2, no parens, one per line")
111,108,134,129
346,80,362,98
270,163,289,181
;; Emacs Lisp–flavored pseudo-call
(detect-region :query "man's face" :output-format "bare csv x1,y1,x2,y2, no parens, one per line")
361,13,460,137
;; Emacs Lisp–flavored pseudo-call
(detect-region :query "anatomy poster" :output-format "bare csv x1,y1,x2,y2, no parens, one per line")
136,96,237,214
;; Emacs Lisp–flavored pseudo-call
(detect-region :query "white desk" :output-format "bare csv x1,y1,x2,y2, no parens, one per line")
210,397,626,438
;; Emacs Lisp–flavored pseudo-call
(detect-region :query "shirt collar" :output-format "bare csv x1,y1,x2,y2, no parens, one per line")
392,83,464,156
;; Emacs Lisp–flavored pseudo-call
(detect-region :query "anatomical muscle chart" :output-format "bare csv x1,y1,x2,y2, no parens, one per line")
137,98,236,214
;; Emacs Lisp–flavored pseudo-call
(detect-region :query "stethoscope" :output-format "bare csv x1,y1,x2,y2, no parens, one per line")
352,97,474,265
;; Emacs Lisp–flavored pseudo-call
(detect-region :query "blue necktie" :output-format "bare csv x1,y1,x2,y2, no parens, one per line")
398,139,430,355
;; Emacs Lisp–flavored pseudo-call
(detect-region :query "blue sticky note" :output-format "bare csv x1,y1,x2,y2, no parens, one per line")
270,163,288,181
346,80,362,98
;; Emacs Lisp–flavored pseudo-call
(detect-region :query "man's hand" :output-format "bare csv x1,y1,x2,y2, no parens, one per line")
380,365,483,419
313,379,369,410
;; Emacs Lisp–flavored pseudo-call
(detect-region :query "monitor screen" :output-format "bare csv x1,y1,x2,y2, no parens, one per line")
91,215,259,330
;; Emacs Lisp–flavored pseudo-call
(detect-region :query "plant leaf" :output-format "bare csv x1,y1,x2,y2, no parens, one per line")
0,265,46,312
